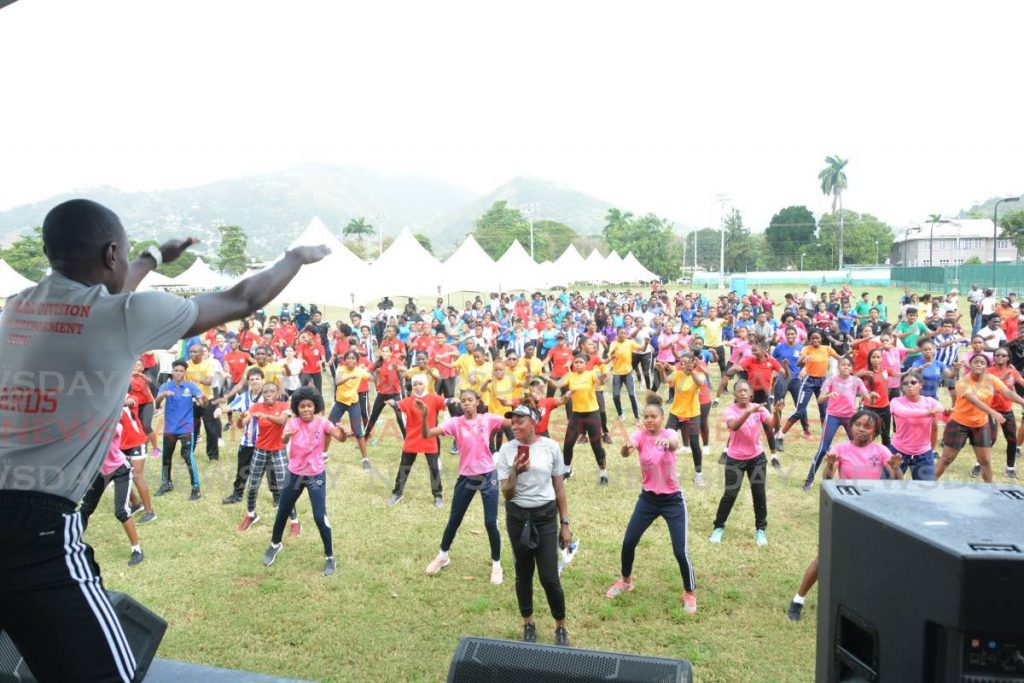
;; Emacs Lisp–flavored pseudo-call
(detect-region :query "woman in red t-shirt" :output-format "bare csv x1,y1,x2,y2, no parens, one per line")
239,383,298,534
364,346,408,443
855,348,892,449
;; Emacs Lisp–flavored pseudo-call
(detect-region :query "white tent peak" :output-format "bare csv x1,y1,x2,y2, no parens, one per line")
289,216,345,252
0,258,36,296
441,235,499,293
170,257,231,288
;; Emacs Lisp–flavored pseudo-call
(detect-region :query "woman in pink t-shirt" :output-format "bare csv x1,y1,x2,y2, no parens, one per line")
787,410,902,622
804,356,876,491
605,394,697,615
262,386,347,577
710,381,772,546
419,388,510,584
890,372,947,480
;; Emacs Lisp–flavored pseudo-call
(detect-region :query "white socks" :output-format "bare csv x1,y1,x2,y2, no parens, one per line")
438,550,450,561
599,468,608,477
492,560,501,569
130,544,141,553
792,594,805,605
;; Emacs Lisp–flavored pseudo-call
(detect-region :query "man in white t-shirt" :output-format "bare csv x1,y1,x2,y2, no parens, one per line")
978,315,1007,351
0,199,328,683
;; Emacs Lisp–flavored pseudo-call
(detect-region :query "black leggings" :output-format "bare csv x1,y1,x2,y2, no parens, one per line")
506,501,565,620
365,392,405,439
436,377,456,399
138,401,154,435
489,426,514,453
631,353,653,390
162,433,198,487
392,452,442,498
667,415,702,473
563,410,606,469
700,402,711,447
867,405,892,449
713,454,768,531
620,490,695,591
991,410,1018,468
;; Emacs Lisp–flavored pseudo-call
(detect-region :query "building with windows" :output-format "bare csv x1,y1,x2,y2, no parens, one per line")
889,218,1019,266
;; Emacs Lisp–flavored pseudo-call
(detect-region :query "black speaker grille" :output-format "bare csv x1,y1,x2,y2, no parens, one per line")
451,638,685,682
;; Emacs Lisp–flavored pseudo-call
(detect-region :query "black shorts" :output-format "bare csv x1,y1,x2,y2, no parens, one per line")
752,389,773,406
942,419,994,450
121,446,145,461
666,414,701,438
138,401,154,434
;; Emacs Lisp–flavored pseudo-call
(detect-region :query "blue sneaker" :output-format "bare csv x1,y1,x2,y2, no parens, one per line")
755,530,768,546
709,528,724,544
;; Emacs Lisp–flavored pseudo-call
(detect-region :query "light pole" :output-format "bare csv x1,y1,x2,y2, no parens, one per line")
902,226,921,267
800,252,805,271
522,203,537,261
874,240,879,265
993,197,1020,288
717,194,729,289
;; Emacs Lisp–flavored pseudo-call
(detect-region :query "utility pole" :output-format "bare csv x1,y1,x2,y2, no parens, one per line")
521,203,538,261
717,194,729,289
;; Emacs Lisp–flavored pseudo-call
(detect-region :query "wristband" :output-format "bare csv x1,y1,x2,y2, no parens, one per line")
561,519,570,526
142,245,163,268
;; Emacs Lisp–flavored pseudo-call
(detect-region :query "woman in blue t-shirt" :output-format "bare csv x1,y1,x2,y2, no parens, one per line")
909,338,955,400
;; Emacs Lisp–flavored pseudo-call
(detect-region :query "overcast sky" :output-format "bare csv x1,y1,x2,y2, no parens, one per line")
2,0,1022,231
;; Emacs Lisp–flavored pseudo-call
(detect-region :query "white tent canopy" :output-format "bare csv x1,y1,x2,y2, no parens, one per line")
441,235,500,294
362,228,443,300
275,240,369,307
0,259,35,297
137,269,175,291
169,257,231,289
622,252,659,282
582,249,610,283
288,216,346,253
495,240,545,291
604,251,628,284
553,244,588,285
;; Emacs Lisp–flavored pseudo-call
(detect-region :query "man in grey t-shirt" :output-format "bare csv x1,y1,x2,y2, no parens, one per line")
0,199,328,683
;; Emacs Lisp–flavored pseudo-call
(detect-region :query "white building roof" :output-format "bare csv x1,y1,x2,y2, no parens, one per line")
894,218,998,242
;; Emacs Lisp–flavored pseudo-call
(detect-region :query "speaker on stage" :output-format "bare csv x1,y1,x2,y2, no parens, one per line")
816,481,1024,682
447,636,693,682
0,590,166,683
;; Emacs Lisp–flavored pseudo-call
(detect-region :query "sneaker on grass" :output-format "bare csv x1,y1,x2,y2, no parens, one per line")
970,464,981,478
755,529,768,546
694,472,705,487
238,512,260,532
709,528,724,544
554,626,571,647
605,579,634,598
289,520,301,537
138,511,157,525
129,503,143,517
155,482,173,496
263,543,282,567
490,563,503,585
425,554,451,574
127,550,144,567
189,487,201,501
787,600,804,621
522,623,537,643
434,495,444,508
323,557,337,577
387,494,403,507
681,592,697,615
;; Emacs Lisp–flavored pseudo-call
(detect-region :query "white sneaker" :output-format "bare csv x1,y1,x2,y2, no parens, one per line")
694,472,706,487
425,554,451,574
490,563,504,585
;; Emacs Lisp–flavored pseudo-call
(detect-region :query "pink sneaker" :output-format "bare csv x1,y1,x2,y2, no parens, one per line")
425,554,451,574
606,579,634,598
682,592,697,615
801,432,815,442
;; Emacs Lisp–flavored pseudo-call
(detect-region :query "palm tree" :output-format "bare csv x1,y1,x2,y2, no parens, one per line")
927,213,943,267
603,208,634,234
818,156,849,267
343,217,374,248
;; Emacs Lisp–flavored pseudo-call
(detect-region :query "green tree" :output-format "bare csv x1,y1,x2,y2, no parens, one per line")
819,155,849,265
765,206,816,268
343,217,374,248
604,208,634,234
998,210,1024,253
603,212,681,281
414,233,434,255
1,227,48,281
683,228,723,273
472,202,578,262
722,209,751,273
818,211,894,266
216,225,250,276
128,239,196,278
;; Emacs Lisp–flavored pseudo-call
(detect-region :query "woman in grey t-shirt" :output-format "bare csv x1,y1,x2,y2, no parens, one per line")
495,401,572,647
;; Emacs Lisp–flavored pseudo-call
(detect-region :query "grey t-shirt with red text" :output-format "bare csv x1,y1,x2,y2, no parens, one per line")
0,273,198,502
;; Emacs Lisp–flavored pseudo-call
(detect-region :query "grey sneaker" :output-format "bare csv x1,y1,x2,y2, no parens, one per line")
970,464,981,478
155,482,173,496
129,503,144,517
434,495,444,509
387,494,403,508
138,511,157,525
323,557,337,577
263,543,282,567
1008,467,1018,479
555,626,571,647
787,600,804,621
127,550,144,567
362,458,371,471
522,622,537,643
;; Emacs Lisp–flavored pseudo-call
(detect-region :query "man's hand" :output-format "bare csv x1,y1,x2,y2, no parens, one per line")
286,245,332,265
158,237,200,265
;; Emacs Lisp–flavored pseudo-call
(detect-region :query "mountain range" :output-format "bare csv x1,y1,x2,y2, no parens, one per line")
0,165,621,259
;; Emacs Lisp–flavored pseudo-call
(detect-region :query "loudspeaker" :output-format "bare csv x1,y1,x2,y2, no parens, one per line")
0,590,166,683
816,481,1024,682
447,636,693,682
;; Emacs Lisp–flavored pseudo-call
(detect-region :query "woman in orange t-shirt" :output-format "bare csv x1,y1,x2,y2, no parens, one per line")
936,354,1024,483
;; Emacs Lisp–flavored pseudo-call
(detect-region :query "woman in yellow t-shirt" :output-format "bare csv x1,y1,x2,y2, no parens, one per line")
779,330,838,441
936,353,1024,483
607,327,649,421
480,358,520,451
330,350,371,464
658,353,707,486
547,353,610,484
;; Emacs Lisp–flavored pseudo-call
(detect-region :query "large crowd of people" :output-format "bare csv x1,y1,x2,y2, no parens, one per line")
4,200,1022,681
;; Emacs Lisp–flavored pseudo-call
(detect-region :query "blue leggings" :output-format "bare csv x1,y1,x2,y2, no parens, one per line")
440,471,500,561
620,490,694,591
775,376,809,432
806,414,852,482
788,376,827,424
271,470,332,557
329,401,364,438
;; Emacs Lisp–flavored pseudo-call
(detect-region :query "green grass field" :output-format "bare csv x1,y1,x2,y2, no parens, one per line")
85,283,992,682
